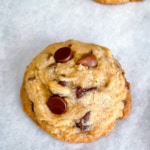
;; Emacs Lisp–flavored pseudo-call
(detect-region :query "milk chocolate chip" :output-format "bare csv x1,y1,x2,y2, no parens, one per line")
76,111,91,131
54,47,73,63
47,95,67,114
76,86,97,98
77,53,97,67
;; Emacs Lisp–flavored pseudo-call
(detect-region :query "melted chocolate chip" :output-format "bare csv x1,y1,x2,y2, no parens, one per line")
75,111,91,131
54,47,73,63
77,53,97,67
47,95,67,115
58,81,67,86
76,86,85,98
76,86,97,98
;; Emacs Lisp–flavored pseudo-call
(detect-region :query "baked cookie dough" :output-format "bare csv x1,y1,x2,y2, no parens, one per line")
94,0,142,4
20,40,131,143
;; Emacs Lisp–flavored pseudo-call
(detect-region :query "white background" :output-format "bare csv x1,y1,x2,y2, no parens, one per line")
0,0,150,150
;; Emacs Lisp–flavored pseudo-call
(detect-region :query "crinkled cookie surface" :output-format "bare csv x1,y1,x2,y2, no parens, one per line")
20,40,131,143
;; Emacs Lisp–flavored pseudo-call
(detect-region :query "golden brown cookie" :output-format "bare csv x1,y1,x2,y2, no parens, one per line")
20,40,131,143
94,0,142,4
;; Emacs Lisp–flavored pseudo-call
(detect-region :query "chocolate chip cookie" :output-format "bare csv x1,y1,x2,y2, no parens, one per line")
20,40,131,143
94,0,142,4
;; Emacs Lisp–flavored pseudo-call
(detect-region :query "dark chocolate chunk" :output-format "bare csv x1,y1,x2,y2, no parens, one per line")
76,86,97,98
47,95,67,115
75,111,91,131
77,53,97,67
54,47,73,63
76,86,86,98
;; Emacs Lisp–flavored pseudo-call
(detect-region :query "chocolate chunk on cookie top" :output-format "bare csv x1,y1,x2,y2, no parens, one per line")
76,86,97,98
47,96,67,114
54,47,73,63
20,40,131,143
77,52,97,67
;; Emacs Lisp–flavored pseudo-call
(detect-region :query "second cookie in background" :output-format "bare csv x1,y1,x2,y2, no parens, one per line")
94,0,142,4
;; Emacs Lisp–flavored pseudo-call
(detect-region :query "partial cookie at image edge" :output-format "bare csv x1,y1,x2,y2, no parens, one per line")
94,0,143,5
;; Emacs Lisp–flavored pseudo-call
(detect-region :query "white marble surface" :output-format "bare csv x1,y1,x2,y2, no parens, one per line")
0,0,150,150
